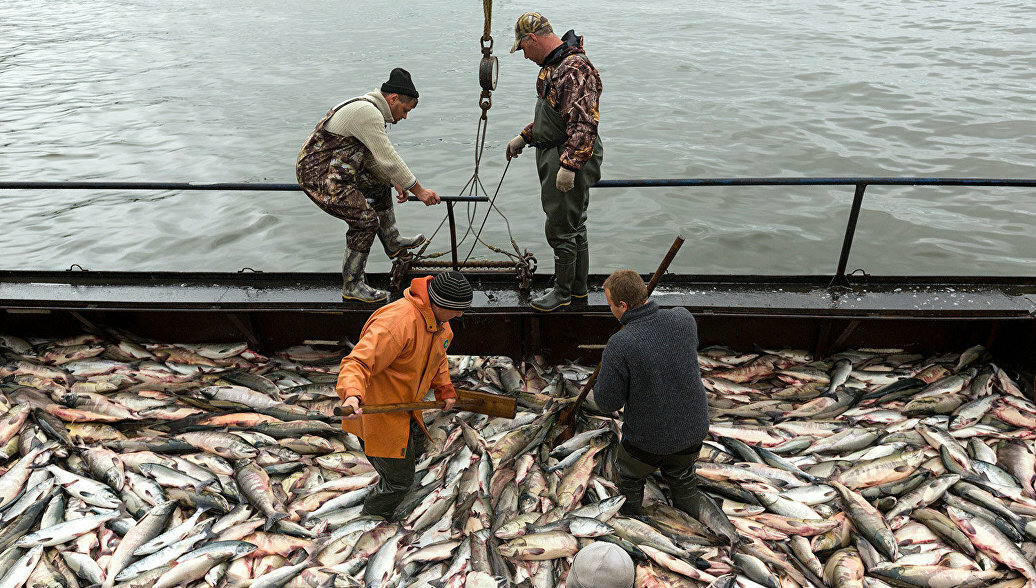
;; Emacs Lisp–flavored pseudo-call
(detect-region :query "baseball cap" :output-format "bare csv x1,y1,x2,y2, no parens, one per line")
510,12,550,53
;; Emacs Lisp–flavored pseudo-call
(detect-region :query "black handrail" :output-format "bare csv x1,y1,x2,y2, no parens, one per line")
0,181,489,204
594,177,1036,286
593,177,1036,187
5,178,1035,190
2,178,1033,285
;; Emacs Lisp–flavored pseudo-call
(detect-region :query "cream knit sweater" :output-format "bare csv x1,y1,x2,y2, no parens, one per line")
325,91,417,190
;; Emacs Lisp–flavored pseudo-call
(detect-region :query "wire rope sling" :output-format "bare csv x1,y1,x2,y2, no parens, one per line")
389,0,537,294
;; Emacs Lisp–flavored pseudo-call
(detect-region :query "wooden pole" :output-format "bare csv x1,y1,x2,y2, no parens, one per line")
552,235,685,445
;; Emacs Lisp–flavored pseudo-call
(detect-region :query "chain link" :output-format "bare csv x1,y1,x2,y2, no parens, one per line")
479,91,492,119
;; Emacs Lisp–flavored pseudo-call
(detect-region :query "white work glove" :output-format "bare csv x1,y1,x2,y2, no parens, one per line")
506,135,526,160
556,167,576,192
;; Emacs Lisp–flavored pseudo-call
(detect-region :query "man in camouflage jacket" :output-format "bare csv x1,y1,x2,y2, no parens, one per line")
506,12,604,312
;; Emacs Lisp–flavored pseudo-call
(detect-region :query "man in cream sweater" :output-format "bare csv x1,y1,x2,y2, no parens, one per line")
297,68,441,302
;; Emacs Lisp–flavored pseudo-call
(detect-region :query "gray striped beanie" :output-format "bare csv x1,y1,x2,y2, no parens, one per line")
427,272,472,310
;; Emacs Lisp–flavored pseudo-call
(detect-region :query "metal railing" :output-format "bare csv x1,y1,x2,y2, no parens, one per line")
0,181,489,273
2,177,1034,285
594,177,1036,286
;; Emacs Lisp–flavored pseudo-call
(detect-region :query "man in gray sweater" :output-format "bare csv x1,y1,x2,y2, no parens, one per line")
297,68,441,303
593,269,710,516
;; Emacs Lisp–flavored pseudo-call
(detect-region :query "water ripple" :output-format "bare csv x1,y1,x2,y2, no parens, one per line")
0,0,1032,276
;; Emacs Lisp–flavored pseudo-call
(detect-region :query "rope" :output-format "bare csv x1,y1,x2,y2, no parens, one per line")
482,0,492,41
414,117,523,263
463,159,524,263
410,0,529,268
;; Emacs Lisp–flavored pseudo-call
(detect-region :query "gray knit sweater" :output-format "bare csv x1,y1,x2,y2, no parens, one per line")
593,300,709,455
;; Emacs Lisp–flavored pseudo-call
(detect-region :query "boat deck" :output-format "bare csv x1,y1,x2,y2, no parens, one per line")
2,270,1034,317
2,271,1033,380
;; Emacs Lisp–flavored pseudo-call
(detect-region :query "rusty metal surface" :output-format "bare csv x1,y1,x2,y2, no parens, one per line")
2,270,1032,374
1,270,1034,319
1,307,1032,376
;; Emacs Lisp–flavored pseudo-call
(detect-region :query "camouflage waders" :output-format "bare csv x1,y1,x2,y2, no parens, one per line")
531,77,603,311
296,99,424,302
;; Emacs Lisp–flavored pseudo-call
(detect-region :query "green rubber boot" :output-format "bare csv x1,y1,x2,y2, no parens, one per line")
341,247,388,303
376,207,426,259
571,244,589,299
531,256,575,312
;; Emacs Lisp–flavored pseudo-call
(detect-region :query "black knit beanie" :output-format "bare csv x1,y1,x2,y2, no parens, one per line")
427,272,472,310
381,68,419,99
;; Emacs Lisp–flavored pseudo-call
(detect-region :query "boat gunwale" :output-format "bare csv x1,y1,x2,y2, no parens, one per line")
1,270,1033,321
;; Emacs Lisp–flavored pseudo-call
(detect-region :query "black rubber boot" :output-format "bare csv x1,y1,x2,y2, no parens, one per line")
376,208,426,259
531,256,575,312
615,441,654,516
671,485,708,520
571,244,589,299
663,452,709,520
618,482,646,516
341,247,388,303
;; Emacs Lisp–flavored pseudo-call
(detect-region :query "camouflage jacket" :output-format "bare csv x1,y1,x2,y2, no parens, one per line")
520,30,602,171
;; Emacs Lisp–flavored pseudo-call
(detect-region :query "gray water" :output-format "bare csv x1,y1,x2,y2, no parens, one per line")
1,0,1034,277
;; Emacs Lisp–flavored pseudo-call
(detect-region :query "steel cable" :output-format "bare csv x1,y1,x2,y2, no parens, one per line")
411,0,529,267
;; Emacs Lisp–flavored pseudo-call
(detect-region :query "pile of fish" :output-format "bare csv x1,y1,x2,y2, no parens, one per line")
0,331,1035,588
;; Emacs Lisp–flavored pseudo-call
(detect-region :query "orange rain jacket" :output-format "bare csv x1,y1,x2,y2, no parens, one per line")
336,276,458,458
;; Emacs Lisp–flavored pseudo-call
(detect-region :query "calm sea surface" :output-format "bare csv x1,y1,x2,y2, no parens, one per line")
1,0,1034,276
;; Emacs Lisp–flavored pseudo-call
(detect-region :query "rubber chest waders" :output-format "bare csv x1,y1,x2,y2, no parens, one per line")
296,97,392,254
531,57,603,306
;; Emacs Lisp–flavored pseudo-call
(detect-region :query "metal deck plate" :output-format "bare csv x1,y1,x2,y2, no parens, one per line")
1,271,1033,319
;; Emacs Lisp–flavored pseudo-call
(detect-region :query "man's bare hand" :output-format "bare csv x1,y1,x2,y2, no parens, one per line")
415,187,440,206
341,396,362,420
394,183,408,204
443,397,456,411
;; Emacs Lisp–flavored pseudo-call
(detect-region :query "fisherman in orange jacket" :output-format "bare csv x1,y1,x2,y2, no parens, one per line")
336,271,473,519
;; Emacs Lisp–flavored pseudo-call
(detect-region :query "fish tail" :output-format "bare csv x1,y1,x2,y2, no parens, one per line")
194,479,218,494
264,512,288,531
728,535,744,555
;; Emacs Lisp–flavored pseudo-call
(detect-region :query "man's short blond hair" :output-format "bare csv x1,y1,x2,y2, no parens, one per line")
603,270,647,308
